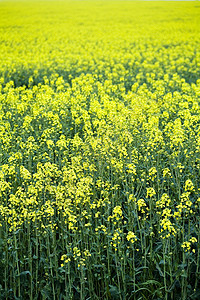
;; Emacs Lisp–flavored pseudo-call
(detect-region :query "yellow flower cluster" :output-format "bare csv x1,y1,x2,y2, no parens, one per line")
111,229,123,250
108,206,123,225
182,237,197,253
61,254,71,267
127,231,137,244
137,199,149,220
148,167,157,181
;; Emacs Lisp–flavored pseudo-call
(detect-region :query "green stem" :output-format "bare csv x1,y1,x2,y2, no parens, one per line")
14,233,21,298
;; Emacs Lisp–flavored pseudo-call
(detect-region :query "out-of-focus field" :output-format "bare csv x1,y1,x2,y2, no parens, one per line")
0,1,200,299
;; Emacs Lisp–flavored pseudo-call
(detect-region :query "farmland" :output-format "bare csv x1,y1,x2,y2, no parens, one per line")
0,0,200,299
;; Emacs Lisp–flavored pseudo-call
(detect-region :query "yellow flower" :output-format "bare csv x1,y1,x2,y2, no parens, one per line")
184,179,195,192
146,188,156,198
127,231,137,243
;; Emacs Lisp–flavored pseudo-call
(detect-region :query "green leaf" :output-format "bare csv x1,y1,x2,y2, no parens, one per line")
17,271,31,277
156,262,164,277
141,280,161,286
109,285,120,298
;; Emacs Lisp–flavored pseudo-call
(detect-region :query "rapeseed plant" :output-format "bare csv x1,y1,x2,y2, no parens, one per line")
0,1,199,299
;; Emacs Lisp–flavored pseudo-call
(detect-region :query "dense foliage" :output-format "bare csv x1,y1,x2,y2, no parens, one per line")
0,1,200,299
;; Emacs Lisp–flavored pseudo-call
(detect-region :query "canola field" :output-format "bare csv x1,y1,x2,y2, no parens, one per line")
0,1,200,299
